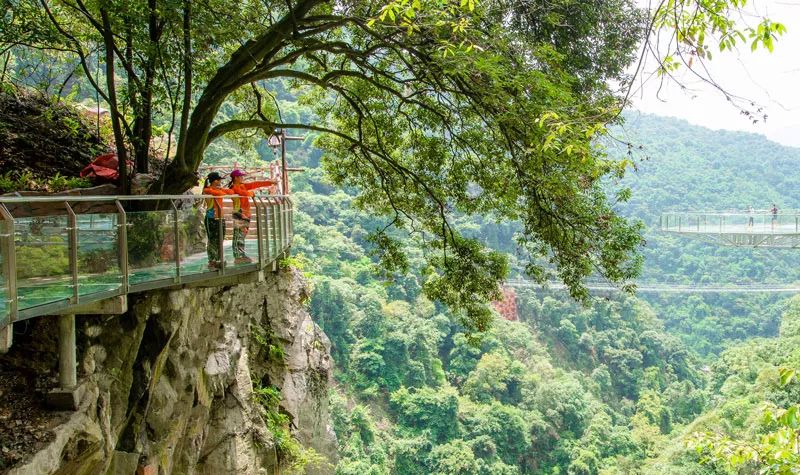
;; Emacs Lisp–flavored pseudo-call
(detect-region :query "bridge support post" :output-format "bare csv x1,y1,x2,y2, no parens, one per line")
0,323,11,354
47,314,79,410
58,314,77,389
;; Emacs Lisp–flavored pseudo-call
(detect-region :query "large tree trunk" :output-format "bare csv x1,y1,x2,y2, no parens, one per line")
153,0,323,194
101,9,128,194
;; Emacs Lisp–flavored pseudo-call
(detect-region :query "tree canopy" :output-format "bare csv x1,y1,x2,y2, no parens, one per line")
1,0,784,331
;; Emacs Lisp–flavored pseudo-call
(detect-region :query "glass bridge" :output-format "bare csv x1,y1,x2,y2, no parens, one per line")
0,194,293,331
660,211,800,248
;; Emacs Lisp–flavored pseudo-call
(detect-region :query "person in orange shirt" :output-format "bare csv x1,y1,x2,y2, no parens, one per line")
202,172,234,269
228,169,277,264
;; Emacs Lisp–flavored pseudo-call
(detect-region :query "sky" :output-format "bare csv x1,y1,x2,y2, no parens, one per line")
630,0,800,147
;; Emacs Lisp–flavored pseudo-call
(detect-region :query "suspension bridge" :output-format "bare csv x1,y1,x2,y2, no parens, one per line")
506,279,800,294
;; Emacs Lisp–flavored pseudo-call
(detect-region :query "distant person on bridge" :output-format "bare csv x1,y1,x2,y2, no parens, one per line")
748,205,754,228
771,204,779,229
228,170,277,264
203,172,234,270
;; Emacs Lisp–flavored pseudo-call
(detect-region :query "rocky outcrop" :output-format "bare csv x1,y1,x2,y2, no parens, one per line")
6,268,337,474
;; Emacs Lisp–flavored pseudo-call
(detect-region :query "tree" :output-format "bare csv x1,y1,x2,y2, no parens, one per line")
390,385,460,443
2,0,782,332
428,440,481,475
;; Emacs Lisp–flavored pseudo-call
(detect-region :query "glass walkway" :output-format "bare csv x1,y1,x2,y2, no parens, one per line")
660,211,800,248
0,194,293,330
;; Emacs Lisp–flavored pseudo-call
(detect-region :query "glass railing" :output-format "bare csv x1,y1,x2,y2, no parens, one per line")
0,193,293,324
661,211,800,234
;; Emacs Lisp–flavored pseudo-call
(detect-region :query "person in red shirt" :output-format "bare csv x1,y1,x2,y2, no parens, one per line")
202,172,234,269
228,169,277,264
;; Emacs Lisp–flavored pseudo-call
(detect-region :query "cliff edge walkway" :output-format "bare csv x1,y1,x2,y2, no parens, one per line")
0,193,293,408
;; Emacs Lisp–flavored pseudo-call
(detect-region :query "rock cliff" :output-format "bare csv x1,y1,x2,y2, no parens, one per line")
3,268,337,474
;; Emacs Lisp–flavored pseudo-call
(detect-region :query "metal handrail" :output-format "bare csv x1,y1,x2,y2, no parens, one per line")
0,193,291,203
0,193,294,328
661,210,800,217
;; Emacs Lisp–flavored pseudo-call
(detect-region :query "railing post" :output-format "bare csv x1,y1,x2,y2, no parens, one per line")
678,216,682,232
65,202,79,304
254,197,264,268
282,199,289,252
279,199,287,255
264,198,272,265
0,204,17,327
270,198,279,271
218,200,225,275
276,198,284,257
171,200,181,283
286,197,294,246
115,201,129,294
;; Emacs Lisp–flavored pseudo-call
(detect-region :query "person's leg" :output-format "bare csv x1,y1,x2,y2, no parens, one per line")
204,215,214,262
205,216,221,265
233,219,245,259
241,225,250,255
220,219,226,264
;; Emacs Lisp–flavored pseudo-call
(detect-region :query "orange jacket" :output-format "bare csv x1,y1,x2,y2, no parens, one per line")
231,180,275,219
203,186,234,218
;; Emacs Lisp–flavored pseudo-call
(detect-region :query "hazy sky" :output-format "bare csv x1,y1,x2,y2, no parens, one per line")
630,0,800,147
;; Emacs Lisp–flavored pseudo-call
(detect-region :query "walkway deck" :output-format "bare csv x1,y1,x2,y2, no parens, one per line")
0,194,293,328
660,211,800,248
506,279,800,294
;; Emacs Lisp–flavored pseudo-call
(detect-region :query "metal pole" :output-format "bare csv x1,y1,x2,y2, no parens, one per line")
218,200,225,275
280,199,288,255
264,198,272,264
254,197,264,267
0,204,17,324
65,202,79,304
281,129,288,196
115,201,129,294
283,199,289,250
286,196,294,245
270,198,279,270
58,314,77,389
171,200,181,283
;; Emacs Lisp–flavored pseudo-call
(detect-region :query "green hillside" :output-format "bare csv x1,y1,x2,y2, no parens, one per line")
283,112,800,474
611,114,800,355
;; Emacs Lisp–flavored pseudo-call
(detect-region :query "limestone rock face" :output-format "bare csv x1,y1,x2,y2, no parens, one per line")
9,268,337,475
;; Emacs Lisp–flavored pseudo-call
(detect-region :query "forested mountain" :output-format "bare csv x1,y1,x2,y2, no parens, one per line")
2,0,794,470
280,112,800,473
614,113,800,355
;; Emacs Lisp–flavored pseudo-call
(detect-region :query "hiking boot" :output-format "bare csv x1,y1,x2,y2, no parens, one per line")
207,261,219,270
234,256,253,264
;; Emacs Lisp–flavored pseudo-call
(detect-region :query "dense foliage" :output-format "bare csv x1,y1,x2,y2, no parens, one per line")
275,112,800,473
615,113,800,355
4,0,784,333
2,0,651,331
